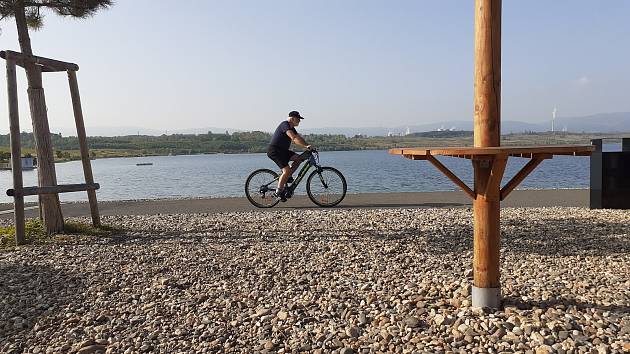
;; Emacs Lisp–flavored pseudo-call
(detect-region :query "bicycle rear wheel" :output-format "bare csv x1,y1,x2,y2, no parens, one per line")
306,167,347,207
245,169,280,208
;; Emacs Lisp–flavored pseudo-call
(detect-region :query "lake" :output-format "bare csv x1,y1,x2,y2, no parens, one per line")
0,149,592,203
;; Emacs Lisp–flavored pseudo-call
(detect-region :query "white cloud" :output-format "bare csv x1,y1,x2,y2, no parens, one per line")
575,76,591,86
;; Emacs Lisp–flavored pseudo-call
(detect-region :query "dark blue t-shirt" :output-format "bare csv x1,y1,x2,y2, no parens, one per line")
269,121,297,150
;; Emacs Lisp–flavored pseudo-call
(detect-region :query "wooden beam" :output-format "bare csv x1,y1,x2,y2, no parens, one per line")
1,50,79,72
6,58,26,245
426,155,476,199
482,155,507,201
500,157,547,200
68,70,101,227
2,50,55,72
7,183,100,197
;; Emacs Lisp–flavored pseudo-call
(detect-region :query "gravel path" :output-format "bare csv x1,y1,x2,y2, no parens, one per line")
1,207,629,353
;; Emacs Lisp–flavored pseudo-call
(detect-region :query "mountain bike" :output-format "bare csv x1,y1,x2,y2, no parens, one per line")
245,150,347,208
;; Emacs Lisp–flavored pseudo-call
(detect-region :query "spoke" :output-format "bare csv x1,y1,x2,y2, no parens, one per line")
246,170,279,208
309,169,345,206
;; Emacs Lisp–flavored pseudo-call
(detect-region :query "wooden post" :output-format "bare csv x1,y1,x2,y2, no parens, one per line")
67,70,100,227
6,56,26,245
473,0,502,308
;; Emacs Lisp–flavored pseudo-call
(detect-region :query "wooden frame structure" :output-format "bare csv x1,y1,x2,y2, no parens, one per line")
389,0,595,309
2,49,100,245
391,147,594,309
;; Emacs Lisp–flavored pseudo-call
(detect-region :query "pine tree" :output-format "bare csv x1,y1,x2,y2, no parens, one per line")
1,0,112,234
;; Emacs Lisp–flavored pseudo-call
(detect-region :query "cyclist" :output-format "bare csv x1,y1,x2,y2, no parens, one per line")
267,110,312,201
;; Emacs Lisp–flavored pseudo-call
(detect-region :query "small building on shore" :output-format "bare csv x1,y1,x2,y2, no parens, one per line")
0,157,36,170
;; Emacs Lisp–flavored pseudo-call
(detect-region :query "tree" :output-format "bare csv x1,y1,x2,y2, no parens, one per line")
1,0,112,234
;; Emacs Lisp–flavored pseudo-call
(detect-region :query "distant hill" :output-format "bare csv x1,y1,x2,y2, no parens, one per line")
301,112,630,136
26,111,630,137
554,112,630,133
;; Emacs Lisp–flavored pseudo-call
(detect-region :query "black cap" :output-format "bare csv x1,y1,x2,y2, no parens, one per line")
288,111,304,119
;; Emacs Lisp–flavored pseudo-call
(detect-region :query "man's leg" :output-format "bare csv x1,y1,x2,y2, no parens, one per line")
277,166,292,190
275,152,299,200
288,155,303,177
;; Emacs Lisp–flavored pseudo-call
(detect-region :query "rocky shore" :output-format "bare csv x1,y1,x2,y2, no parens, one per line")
1,207,629,353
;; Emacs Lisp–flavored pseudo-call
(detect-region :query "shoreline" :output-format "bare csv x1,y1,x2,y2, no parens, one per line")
0,189,591,219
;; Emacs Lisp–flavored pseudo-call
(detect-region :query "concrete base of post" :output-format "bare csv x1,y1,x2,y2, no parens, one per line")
472,286,502,309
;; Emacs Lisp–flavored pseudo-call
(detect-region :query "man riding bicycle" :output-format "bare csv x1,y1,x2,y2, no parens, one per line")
267,110,313,201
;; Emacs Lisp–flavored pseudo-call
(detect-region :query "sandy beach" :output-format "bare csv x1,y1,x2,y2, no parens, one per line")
1,190,629,353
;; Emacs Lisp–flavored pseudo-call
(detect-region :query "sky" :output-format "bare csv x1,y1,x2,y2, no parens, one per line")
0,0,629,135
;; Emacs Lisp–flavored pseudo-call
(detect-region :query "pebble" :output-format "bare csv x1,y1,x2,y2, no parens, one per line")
358,313,368,326
263,340,275,350
346,326,360,338
77,345,107,354
404,316,422,328
277,310,288,320
0,207,627,352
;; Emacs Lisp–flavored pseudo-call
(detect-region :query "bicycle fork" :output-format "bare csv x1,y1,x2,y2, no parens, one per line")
315,167,329,189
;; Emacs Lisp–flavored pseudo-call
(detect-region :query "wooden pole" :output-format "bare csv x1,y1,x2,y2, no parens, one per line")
472,0,502,308
474,0,501,147
67,70,100,227
6,56,26,245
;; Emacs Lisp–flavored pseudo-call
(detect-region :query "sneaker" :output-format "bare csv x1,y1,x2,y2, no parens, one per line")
273,189,287,202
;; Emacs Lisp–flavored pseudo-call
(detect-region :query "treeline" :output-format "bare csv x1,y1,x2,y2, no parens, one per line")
0,131,374,156
0,130,617,161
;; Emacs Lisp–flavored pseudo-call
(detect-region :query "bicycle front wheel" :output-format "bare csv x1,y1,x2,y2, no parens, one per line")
245,169,280,208
306,167,347,207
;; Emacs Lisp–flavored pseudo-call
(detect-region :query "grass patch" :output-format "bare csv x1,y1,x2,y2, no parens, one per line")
1,219,124,248
63,221,124,236
0,219,47,248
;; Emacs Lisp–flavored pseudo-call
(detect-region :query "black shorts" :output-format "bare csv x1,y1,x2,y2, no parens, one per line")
267,146,296,169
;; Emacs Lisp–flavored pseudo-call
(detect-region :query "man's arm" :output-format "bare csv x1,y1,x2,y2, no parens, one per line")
286,130,311,149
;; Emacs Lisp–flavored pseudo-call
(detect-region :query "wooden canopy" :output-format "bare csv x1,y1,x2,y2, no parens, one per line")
390,145,594,200
390,145,594,159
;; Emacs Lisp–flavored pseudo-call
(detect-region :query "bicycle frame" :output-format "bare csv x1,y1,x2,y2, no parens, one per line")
290,159,312,189
262,151,324,196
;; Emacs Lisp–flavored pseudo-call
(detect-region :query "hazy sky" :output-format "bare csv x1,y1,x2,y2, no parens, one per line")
1,0,629,134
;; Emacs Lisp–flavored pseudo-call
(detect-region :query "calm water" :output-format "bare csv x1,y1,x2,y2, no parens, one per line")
0,149,591,203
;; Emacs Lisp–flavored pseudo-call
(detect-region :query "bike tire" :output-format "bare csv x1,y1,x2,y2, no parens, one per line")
306,166,347,207
245,169,280,208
